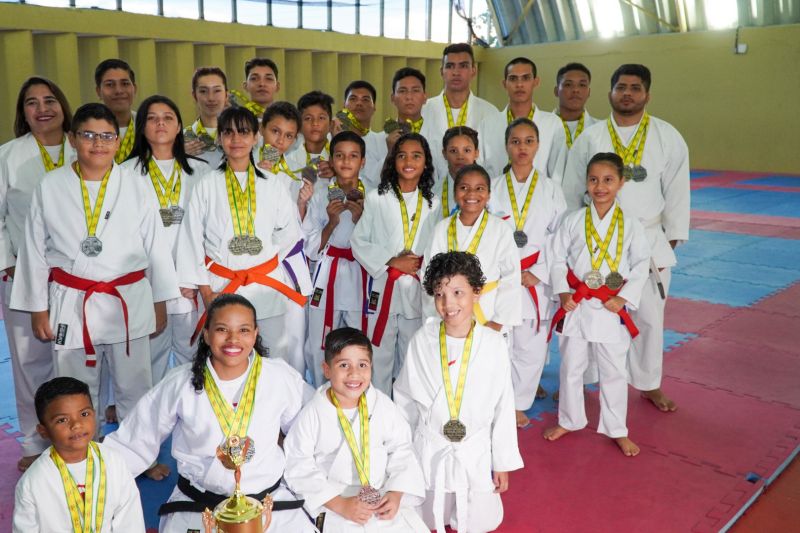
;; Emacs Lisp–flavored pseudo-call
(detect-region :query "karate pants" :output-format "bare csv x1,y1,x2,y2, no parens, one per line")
510,318,550,411
280,302,308,376
420,490,503,533
1,294,52,456
149,311,197,383
558,334,630,438
628,267,671,391
54,336,153,423
305,306,363,387
366,312,420,396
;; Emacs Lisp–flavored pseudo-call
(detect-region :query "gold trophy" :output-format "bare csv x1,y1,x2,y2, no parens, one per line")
202,436,273,532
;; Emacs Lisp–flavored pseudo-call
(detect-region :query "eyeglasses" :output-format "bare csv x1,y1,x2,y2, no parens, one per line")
75,130,118,144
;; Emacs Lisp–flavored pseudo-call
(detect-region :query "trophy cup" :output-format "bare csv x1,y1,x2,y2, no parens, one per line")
202,436,273,533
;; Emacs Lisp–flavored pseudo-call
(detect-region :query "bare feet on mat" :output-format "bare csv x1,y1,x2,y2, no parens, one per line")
615,437,640,457
552,389,560,402
536,384,547,399
145,463,171,481
515,410,530,428
641,389,677,412
543,425,570,441
17,454,40,472
105,405,118,424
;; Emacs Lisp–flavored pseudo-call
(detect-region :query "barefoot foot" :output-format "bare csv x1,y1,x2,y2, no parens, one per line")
105,405,118,424
536,384,547,399
615,437,640,457
145,463,171,481
543,425,570,441
641,389,677,412
515,410,530,428
17,454,40,472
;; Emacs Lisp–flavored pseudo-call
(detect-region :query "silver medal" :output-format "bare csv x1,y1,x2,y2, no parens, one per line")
169,205,184,225
357,485,382,506
159,208,173,227
80,236,103,257
630,165,647,182
584,270,604,290
328,187,346,202
228,236,248,255
244,235,263,255
513,230,528,248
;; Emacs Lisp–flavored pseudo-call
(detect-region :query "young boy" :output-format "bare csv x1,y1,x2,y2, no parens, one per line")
94,59,137,164
10,103,179,425
285,327,428,532
185,66,229,168
543,152,650,457
386,68,431,153
13,377,145,532
230,57,280,118
285,90,335,186
394,251,523,533
302,131,369,386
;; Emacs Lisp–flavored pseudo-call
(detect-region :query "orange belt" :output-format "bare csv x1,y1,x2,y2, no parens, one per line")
548,269,639,342
49,268,146,367
370,266,418,347
320,246,368,348
191,255,306,344
520,251,541,331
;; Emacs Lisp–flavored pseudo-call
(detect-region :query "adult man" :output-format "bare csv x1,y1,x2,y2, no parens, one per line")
334,80,386,189
421,43,498,176
555,62,599,152
229,57,280,118
385,67,435,152
95,59,137,164
562,64,690,412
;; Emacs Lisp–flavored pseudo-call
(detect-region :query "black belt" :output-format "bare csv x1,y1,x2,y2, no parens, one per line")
158,475,305,516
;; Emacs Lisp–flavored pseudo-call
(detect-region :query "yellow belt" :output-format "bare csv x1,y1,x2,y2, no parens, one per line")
473,280,499,325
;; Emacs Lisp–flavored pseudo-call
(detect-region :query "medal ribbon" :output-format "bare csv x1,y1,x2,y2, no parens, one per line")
448,209,488,254
230,89,265,117
37,137,65,171
203,353,262,438
443,94,468,128
441,177,452,219
274,156,301,181
561,112,585,148
76,163,112,240
406,117,423,133
51,441,107,533
506,105,535,124
505,169,539,232
397,188,423,251
584,206,624,271
339,108,369,136
196,118,217,140
329,389,371,487
114,117,135,164
147,159,181,209
224,165,256,238
439,321,475,422
305,142,330,165
607,112,650,167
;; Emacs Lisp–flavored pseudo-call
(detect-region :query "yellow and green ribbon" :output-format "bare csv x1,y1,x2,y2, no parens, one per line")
114,117,135,164
504,169,539,233
607,113,650,168
37,137,65,172
51,441,107,533
584,205,624,272
76,163,112,240
329,389,371,487
224,164,256,238
147,159,181,209
204,353,262,438
447,209,488,255
443,94,468,129
439,321,475,423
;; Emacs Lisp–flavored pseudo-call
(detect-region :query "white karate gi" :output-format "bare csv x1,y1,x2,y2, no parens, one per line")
350,188,440,395
432,174,459,221
104,355,316,533
13,444,146,532
394,319,523,533
551,202,650,437
302,184,368,386
421,92,498,179
549,111,601,185
10,163,179,421
489,169,567,411
187,119,224,169
176,168,305,364
562,114,690,391
121,157,209,383
361,131,388,191
0,133,75,455
422,210,522,330
284,384,428,532
285,141,330,176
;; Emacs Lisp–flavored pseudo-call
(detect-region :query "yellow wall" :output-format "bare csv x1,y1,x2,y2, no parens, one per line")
477,24,800,174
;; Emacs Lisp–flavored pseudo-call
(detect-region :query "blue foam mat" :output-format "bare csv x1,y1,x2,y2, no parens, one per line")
691,187,800,217
740,176,800,188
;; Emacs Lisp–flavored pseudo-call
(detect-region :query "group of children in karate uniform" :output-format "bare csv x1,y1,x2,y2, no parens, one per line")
7,48,688,532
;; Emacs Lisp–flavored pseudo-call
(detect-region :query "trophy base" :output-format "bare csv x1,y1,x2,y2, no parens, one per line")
203,490,273,533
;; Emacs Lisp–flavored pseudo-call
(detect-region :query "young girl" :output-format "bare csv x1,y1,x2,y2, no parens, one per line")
424,163,521,334
394,251,523,533
104,294,315,532
434,126,479,219
185,66,228,169
123,94,209,385
489,118,567,428
177,106,306,368
0,77,75,471
350,133,440,395
543,152,650,457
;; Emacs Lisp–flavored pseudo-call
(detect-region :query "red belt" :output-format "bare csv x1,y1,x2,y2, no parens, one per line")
520,252,541,332
320,246,368,348
49,268,146,367
371,266,418,347
191,255,307,344
548,269,639,342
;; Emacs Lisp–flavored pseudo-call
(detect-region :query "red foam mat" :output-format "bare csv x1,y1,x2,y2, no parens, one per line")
0,425,22,530
752,281,800,319
700,307,800,356
665,297,737,334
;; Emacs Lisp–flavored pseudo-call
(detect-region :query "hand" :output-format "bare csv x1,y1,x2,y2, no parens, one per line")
387,254,421,275
331,118,344,136
297,179,314,206
604,295,626,313
385,129,403,151
326,495,376,525
374,491,402,521
180,287,198,300
199,286,219,309
560,292,577,312
152,301,167,338
346,198,364,223
31,310,54,342
521,271,540,288
317,160,334,180
4,266,15,279
493,471,509,493
184,139,205,156
484,321,503,333
326,199,347,227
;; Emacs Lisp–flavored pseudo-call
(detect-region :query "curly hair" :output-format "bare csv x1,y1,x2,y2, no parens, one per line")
423,251,486,296
377,133,435,207
190,294,268,392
